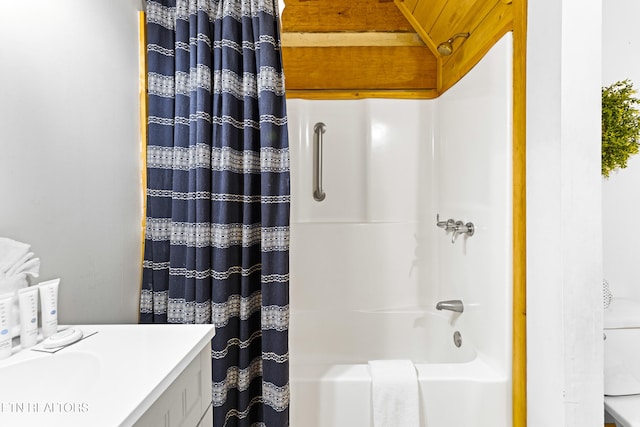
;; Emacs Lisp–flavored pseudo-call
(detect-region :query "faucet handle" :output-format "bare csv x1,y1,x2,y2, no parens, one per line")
451,221,475,244
436,214,456,231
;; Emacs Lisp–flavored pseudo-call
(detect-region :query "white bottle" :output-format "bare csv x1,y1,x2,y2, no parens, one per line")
0,293,13,359
38,279,59,338
17,287,38,348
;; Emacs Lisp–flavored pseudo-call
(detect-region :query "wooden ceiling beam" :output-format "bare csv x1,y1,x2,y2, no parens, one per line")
282,0,415,32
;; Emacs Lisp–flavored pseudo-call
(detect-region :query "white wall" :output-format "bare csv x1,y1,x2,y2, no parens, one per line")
288,99,437,312
527,0,603,425
602,0,640,301
0,1,143,324
436,33,513,375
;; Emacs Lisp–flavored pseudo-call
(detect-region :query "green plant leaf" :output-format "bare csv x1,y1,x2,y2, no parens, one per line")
602,79,640,177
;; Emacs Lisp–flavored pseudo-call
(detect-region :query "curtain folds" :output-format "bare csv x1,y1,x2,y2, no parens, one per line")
139,1,290,426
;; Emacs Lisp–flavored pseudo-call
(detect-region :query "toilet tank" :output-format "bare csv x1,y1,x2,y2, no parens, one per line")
604,298,640,396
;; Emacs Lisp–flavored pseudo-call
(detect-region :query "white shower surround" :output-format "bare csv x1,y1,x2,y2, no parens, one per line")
288,34,513,426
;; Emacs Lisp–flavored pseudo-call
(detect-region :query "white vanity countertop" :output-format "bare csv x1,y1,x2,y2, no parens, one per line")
605,395,640,427
0,324,215,427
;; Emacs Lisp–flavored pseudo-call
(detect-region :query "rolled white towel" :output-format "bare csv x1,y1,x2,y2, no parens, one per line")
5,252,36,277
368,360,420,427
0,238,31,277
8,257,40,278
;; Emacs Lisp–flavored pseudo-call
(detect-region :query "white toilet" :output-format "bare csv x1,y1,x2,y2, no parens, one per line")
604,298,640,427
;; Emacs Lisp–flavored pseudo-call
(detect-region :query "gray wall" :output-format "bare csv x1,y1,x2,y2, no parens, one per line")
0,1,144,324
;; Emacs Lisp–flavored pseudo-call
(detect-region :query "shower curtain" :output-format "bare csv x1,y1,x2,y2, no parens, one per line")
139,1,290,426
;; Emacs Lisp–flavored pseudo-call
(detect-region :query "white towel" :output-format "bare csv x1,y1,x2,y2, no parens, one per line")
6,257,40,279
368,360,420,427
0,238,31,277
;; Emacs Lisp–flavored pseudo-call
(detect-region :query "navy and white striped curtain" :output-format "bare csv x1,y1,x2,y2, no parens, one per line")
139,1,290,426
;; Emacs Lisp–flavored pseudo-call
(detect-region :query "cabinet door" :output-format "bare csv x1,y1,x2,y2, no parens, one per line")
135,343,212,427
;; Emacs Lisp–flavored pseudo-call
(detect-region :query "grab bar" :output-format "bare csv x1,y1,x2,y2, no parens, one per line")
313,122,326,201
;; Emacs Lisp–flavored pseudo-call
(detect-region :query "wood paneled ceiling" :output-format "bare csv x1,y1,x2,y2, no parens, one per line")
281,0,513,99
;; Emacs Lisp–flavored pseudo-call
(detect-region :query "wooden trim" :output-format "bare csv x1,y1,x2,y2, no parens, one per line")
439,1,513,94
436,55,443,94
281,32,426,47
285,89,439,100
512,0,527,426
392,0,440,59
401,0,419,13
412,0,449,36
392,0,442,92
138,10,147,319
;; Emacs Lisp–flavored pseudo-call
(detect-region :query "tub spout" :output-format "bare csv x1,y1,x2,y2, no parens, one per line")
436,300,464,313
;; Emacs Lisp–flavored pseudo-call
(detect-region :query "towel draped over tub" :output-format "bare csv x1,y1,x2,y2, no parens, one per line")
368,359,420,427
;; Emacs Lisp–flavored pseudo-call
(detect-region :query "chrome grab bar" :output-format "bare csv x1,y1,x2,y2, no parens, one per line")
313,122,326,201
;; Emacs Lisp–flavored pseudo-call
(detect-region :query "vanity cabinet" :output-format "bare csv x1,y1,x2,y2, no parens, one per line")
0,324,215,427
134,343,212,427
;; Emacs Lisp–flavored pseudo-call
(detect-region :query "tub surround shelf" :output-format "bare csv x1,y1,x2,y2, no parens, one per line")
0,324,215,427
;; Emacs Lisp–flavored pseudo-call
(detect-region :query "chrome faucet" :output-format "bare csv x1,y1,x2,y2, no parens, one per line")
436,214,456,232
451,221,474,244
436,299,464,313
436,214,475,244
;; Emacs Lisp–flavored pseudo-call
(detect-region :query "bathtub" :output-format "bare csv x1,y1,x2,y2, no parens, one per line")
289,309,509,427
